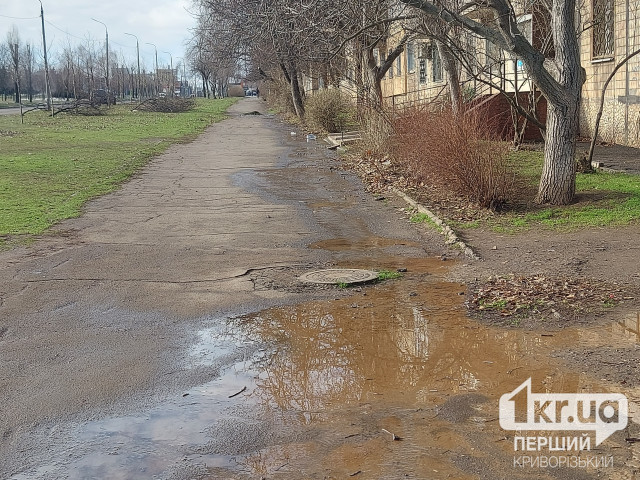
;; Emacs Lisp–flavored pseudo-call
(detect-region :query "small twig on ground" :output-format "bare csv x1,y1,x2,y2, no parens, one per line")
228,386,247,398
381,428,402,441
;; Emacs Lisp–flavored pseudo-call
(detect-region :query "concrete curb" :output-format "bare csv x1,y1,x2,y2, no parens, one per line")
391,187,480,260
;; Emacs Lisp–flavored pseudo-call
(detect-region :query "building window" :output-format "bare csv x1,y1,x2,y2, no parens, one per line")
396,53,402,76
388,49,393,78
432,45,443,82
485,39,502,76
407,43,415,73
419,44,428,84
517,14,533,71
592,0,614,58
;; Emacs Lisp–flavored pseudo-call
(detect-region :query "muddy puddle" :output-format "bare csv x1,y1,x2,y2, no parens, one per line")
17,257,640,479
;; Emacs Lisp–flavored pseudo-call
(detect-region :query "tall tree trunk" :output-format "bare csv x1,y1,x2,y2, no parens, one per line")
436,40,462,115
536,101,579,203
535,0,584,204
286,64,305,118
290,71,305,117
364,49,383,111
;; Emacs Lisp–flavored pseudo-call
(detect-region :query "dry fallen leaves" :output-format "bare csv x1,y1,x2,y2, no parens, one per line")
468,274,632,320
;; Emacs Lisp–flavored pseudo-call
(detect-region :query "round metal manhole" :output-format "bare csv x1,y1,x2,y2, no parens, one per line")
298,269,378,285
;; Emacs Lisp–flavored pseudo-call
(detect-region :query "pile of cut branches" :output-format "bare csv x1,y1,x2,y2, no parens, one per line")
134,97,195,113
53,100,104,116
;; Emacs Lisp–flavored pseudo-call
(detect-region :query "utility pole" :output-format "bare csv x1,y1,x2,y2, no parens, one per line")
91,18,109,97
163,51,173,96
38,0,52,114
124,32,141,100
146,43,158,96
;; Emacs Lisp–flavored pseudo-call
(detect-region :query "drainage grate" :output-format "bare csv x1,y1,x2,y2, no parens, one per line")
298,269,378,285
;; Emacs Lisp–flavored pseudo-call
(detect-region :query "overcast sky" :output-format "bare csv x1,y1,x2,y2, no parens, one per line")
0,1,197,69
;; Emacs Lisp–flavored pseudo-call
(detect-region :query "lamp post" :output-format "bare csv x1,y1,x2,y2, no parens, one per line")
162,51,173,96
37,0,52,113
124,32,141,100
146,42,158,96
91,18,109,95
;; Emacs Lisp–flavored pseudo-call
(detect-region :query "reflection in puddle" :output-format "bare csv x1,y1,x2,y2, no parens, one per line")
310,236,421,251
617,311,640,342
16,273,640,479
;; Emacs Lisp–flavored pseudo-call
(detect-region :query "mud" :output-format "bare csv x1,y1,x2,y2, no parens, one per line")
2,99,640,479
10,264,639,479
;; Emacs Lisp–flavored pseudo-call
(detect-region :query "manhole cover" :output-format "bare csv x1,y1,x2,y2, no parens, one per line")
298,269,378,285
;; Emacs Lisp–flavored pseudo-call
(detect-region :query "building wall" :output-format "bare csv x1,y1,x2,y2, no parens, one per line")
340,4,639,147
580,0,640,147
379,37,449,110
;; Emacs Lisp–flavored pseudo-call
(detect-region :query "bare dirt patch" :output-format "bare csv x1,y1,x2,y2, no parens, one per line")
342,143,640,327
554,345,640,385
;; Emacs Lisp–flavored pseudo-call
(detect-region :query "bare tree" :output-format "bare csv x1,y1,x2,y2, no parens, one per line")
398,0,585,205
0,44,10,101
6,27,21,104
23,43,34,103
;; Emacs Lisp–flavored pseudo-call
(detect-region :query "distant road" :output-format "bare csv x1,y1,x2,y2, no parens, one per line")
0,108,22,116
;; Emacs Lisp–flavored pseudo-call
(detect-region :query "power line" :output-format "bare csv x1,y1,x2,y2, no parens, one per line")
0,14,40,20
44,20,85,41
111,40,137,50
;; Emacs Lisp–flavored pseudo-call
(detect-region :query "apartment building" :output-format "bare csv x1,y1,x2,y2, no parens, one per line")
372,1,640,147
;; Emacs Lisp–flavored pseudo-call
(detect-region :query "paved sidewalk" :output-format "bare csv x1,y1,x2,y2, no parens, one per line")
0,98,326,474
0,98,438,478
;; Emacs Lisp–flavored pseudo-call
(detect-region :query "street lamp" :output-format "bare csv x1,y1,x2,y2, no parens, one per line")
91,18,109,95
124,32,141,100
162,51,173,96
37,0,52,113
146,42,158,96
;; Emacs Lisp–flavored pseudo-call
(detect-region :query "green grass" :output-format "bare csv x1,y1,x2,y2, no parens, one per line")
484,149,640,231
479,299,508,309
0,98,237,238
377,269,403,280
410,212,435,225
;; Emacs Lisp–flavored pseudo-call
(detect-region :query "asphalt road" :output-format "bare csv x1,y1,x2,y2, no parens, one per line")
0,107,23,116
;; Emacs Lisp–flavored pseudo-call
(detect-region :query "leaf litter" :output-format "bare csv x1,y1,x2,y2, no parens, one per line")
467,274,637,328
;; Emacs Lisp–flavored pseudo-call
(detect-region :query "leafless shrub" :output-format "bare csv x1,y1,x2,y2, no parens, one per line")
360,108,394,155
265,77,296,117
304,89,357,133
392,107,517,210
134,97,195,113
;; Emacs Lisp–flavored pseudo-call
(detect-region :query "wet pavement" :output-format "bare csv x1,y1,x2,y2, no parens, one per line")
1,99,640,479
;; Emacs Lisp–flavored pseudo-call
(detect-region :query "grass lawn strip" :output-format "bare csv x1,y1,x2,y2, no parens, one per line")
0,98,237,242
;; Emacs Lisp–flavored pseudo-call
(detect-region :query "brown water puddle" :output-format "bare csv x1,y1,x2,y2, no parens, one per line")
310,236,422,252
18,262,639,479
205,274,632,479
